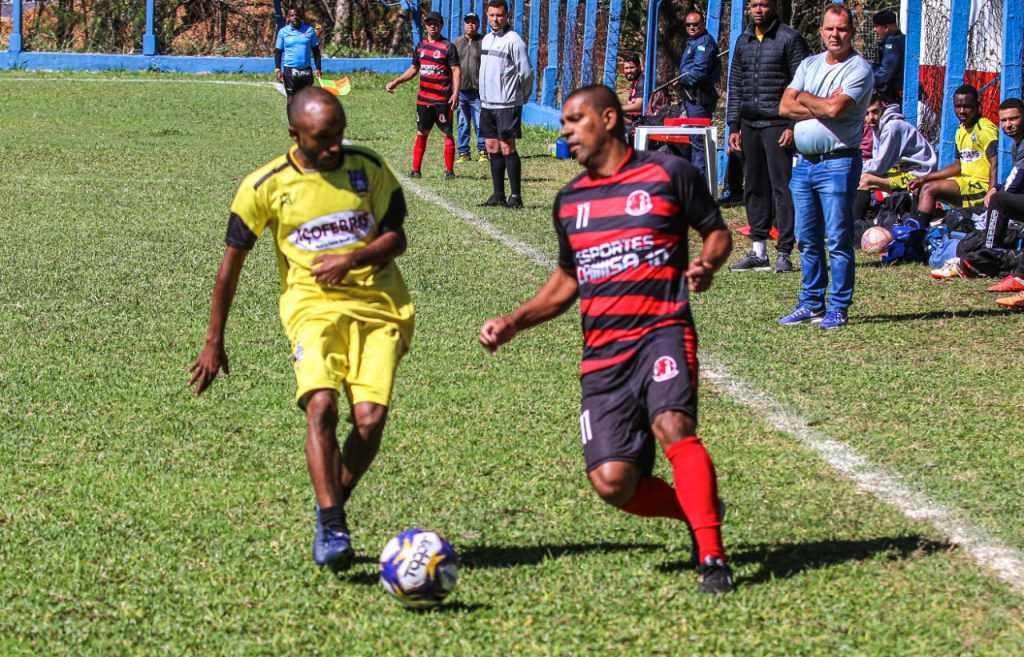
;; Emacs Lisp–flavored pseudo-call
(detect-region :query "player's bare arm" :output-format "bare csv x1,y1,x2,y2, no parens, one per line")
908,161,961,192
779,88,814,121
311,230,408,286
686,224,733,292
450,66,461,111
189,245,250,395
386,65,419,92
478,266,579,354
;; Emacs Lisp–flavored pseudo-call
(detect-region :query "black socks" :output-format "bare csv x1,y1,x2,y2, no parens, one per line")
505,152,522,197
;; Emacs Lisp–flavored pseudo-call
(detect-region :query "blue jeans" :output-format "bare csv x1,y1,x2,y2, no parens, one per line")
457,91,484,156
790,154,861,312
682,99,716,181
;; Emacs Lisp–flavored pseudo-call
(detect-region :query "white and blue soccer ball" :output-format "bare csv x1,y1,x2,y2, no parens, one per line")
378,528,458,608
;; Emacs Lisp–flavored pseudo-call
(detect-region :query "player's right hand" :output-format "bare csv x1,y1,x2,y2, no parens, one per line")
386,81,397,93
478,317,517,355
728,132,742,153
188,343,229,396
276,71,283,83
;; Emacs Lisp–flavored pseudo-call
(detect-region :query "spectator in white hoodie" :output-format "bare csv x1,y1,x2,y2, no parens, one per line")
478,0,534,209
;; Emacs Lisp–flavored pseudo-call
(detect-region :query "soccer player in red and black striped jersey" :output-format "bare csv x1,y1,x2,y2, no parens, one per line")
479,85,736,593
386,11,461,180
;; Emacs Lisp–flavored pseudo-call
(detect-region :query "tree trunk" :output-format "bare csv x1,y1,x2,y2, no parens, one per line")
387,12,407,55
656,0,694,88
333,0,350,46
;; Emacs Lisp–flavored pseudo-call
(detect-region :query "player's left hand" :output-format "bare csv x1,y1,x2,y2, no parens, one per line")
778,129,794,148
984,187,997,207
311,254,357,285
684,258,715,292
315,69,322,79
449,95,458,112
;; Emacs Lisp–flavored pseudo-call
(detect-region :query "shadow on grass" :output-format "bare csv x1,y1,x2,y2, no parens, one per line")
460,541,664,569
660,535,952,586
857,309,1011,323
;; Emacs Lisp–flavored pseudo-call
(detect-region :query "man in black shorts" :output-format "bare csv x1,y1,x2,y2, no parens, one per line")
386,11,460,180
274,6,322,103
478,85,735,594
478,0,533,208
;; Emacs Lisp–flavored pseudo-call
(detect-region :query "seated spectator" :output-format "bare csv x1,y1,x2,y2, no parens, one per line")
931,98,1024,280
854,92,937,224
909,85,997,224
621,54,644,126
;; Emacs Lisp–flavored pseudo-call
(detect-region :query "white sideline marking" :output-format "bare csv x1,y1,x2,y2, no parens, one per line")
286,76,1024,594
401,177,1024,595
0,76,276,89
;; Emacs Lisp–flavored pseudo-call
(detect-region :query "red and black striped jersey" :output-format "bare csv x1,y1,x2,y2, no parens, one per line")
413,38,460,106
553,149,724,376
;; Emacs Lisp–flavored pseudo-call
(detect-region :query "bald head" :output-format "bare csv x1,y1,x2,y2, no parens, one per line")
288,87,346,171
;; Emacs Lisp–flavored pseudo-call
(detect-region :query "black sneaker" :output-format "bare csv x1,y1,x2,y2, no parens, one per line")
697,556,734,594
503,194,524,209
408,170,422,179
716,189,743,207
444,171,456,180
729,251,771,272
480,194,506,207
775,252,794,273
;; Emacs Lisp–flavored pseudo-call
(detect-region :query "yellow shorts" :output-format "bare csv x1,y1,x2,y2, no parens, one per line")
952,176,988,207
885,169,917,191
288,313,407,409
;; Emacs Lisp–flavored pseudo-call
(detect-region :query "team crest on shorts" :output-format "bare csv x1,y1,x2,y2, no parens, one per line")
348,169,370,194
625,190,653,216
652,355,679,382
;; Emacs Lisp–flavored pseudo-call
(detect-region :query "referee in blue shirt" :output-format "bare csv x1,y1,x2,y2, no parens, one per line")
275,7,322,102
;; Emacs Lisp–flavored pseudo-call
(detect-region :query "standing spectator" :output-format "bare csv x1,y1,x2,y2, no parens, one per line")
274,6,322,103
778,4,873,330
727,0,809,274
454,12,487,163
479,0,534,209
386,12,461,180
908,85,998,223
871,10,905,103
854,92,937,225
621,53,645,126
676,10,721,181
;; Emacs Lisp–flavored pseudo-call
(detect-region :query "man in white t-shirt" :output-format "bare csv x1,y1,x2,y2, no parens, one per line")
778,4,873,330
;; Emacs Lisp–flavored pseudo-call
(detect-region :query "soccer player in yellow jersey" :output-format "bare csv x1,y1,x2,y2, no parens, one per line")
910,84,998,223
189,87,414,570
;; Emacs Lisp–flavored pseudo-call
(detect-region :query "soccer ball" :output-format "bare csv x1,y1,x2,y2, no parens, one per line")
861,225,893,256
378,528,458,608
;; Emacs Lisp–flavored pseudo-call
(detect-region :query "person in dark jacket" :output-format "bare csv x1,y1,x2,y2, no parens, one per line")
871,10,904,103
727,0,809,274
454,13,487,163
676,10,721,181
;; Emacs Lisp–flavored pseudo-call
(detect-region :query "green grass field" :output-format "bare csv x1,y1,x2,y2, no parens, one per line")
1,70,1022,656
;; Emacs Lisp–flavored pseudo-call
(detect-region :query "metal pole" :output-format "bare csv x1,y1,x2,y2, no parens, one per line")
543,0,559,106
9,0,23,53
143,0,157,55
642,0,662,115
602,0,624,88
1000,0,1023,179
938,0,971,166
902,0,920,125
528,0,541,100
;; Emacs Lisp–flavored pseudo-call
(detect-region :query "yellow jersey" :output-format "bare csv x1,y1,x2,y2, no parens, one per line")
955,117,998,182
229,144,414,347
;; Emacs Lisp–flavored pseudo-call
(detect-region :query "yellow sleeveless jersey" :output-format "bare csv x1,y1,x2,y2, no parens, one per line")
230,145,414,347
955,117,998,182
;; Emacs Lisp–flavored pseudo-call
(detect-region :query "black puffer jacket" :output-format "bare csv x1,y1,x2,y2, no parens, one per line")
726,17,809,131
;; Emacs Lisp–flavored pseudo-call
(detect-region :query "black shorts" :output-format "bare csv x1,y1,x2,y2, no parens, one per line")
416,104,453,135
282,67,315,97
480,106,523,140
578,324,699,474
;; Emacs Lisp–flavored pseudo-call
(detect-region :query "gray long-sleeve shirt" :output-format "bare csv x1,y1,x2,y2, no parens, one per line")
479,27,534,109
864,104,937,177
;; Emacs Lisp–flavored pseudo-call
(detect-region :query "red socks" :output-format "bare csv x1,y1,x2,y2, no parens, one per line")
443,136,455,173
412,134,427,173
620,476,685,520
664,436,726,562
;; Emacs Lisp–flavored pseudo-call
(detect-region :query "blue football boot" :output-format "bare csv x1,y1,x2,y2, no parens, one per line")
313,506,354,571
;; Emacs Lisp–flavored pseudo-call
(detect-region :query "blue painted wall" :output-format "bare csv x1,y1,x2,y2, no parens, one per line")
1,52,413,75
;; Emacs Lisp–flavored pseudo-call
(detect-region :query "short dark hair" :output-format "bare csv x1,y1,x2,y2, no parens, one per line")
622,53,641,67
998,98,1024,112
822,3,856,33
953,84,980,103
487,0,509,11
566,84,626,142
